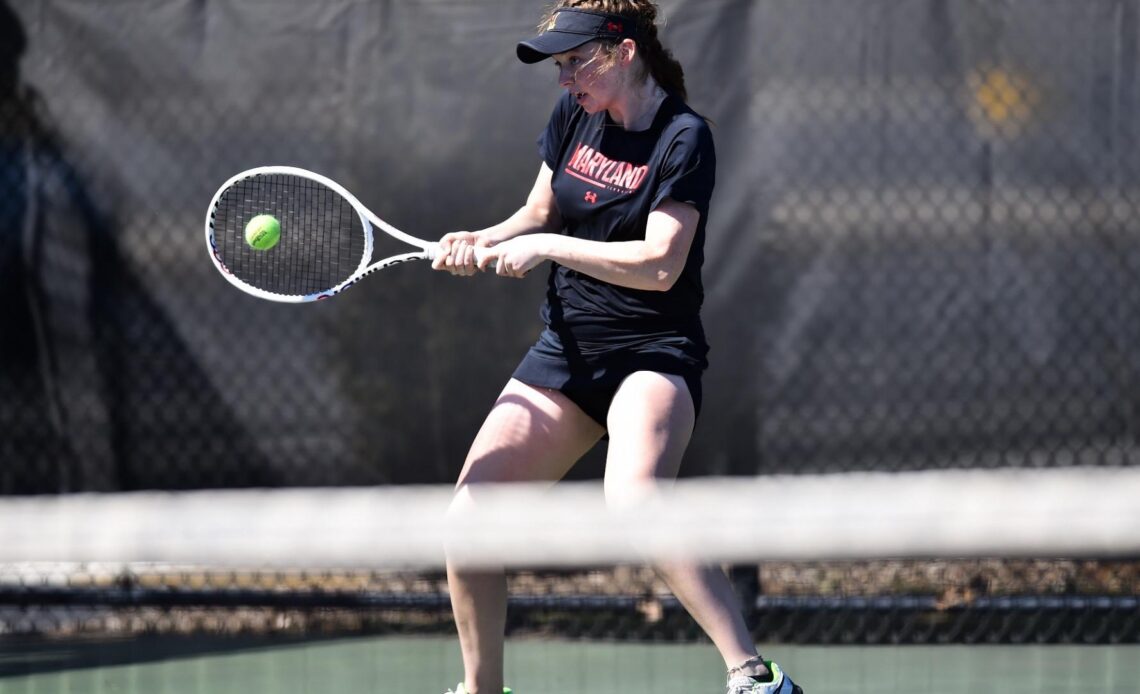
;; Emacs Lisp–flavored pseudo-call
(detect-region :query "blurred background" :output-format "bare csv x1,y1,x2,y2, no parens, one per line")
1,0,1139,680
3,1,1137,489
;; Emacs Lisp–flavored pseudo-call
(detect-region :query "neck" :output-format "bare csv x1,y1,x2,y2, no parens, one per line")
610,79,666,131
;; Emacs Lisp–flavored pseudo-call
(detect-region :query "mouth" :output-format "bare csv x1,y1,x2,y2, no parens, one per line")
573,90,587,103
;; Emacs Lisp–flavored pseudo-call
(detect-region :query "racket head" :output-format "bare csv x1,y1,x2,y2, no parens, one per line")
205,166,375,302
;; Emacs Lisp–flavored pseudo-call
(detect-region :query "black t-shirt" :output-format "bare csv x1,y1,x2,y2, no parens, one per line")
537,91,716,347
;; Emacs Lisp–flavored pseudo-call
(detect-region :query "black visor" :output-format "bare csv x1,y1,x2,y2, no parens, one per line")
516,8,638,64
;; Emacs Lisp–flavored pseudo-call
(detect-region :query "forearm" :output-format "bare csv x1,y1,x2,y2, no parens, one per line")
534,233,683,292
474,203,560,244
529,200,698,290
473,163,562,244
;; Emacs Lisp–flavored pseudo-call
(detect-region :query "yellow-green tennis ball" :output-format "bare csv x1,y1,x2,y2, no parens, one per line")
245,214,281,251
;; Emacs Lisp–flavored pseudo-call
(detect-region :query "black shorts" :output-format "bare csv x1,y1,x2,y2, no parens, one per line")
511,327,706,428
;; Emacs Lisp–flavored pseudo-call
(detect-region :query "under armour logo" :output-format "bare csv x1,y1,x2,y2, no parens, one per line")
606,21,623,33
584,191,598,204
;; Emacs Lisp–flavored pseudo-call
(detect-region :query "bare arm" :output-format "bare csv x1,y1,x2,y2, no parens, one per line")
476,163,562,243
431,164,561,275
483,197,700,292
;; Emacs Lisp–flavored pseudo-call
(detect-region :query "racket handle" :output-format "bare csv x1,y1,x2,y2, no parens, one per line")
428,243,495,269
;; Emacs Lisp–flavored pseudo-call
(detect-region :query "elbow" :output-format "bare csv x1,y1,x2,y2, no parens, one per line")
648,270,679,292
645,257,685,292
524,201,561,234
639,233,690,291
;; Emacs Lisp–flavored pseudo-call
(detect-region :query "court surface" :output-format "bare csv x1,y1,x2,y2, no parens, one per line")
2,635,1138,694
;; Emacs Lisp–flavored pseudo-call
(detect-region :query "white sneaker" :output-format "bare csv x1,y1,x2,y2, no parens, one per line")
726,661,803,694
445,685,513,694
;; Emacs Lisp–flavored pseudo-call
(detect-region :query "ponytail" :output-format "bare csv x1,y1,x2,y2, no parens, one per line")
636,17,687,102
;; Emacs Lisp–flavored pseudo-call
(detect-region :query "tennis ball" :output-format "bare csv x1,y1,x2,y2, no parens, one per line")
245,214,281,251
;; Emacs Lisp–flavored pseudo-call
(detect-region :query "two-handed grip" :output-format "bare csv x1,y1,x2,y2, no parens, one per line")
426,243,496,269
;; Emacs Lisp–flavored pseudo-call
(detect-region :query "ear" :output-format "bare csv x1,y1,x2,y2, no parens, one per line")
618,37,638,64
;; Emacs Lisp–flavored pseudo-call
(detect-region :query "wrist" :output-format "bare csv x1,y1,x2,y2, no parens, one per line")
536,232,560,262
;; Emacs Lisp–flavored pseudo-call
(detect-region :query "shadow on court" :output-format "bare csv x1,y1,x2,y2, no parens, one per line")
0,633,334,678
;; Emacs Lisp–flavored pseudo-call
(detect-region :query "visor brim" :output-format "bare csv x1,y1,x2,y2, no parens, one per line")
516,33,596,64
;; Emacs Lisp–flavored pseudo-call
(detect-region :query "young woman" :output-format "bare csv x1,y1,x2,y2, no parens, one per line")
433,3,803,693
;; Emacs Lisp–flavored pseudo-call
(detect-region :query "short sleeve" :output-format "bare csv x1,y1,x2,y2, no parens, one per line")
652,118,716,213
537,92,580,169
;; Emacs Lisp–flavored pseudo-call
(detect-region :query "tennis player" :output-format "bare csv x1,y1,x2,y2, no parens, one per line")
433,2,803,693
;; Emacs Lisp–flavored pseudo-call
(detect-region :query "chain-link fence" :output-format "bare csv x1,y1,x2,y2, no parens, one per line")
1,0,1138,644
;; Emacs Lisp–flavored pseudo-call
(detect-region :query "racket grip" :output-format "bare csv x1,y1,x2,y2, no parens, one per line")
428,243,495,269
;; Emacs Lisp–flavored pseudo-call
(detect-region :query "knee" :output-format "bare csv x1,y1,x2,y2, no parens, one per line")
445,482,484,525
443,483,484,558
603,475,664,513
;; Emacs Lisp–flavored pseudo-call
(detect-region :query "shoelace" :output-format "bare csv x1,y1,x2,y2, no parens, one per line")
726,677,766,694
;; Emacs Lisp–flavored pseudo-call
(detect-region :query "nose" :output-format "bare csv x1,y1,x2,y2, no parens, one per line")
558,64,575,88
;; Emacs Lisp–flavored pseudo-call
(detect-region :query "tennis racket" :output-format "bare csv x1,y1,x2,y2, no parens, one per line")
205,166,488,302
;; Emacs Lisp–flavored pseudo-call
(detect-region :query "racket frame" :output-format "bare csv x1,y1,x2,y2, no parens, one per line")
205,165,437,303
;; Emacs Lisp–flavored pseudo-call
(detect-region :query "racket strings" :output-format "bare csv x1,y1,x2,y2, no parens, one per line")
212,173,367,297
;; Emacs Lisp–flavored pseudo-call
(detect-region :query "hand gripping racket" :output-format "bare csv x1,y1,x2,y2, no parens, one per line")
205,166,487,302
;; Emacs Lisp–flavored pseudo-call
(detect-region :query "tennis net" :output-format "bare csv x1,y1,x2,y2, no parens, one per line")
2,467,1139,645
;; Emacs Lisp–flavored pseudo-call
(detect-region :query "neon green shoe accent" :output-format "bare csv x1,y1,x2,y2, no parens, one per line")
726,660,803,694
763,660,781,683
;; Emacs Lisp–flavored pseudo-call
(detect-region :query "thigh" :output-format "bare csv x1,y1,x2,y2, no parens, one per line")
455,378,606,488
603,371,696,502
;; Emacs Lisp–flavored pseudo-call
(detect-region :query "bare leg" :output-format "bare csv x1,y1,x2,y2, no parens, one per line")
446,568,508,694
447,379,604,694
604,372,769,679
653,563,767,675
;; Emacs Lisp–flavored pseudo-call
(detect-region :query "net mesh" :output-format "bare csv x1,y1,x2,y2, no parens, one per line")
3,470,1139,644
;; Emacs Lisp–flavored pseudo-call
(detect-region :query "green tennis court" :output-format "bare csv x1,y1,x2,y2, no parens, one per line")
2,635,1138,694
